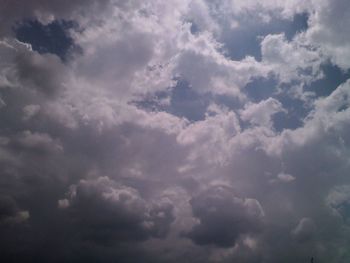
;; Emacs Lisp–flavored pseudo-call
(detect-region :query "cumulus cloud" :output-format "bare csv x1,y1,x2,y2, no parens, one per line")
240,97,286,129
1,0,350,262
59,177,175,244
261,33,324,84
185,185,264,247
305,0,350,70
175,31,269,98
177,104,241,165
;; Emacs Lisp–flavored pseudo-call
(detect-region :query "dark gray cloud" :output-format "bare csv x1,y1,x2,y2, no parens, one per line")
291,217,316,242
0,195,29,225
185,185,264,247
59,176,175,244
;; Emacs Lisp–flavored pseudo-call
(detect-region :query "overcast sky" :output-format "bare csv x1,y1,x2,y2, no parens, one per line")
1,1,350,262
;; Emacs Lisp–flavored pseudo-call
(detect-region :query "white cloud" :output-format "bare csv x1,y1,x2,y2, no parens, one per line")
305,0,350,70
277,172,296,182
261,33,324,84
177,104,241,165
240,98,286,129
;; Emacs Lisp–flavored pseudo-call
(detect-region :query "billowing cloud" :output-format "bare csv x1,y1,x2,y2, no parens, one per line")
59,176,175,244
261,33,324,84
185,185,264,247
240,97,286,128
1,0,350,262
305,0,350,70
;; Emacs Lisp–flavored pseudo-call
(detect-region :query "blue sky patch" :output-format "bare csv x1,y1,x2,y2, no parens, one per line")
15,20,80,60
220,13,309,61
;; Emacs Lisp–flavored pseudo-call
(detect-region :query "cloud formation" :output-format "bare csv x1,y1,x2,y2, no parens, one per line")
186,185,264,247
1,0,350,262
59,176,175,244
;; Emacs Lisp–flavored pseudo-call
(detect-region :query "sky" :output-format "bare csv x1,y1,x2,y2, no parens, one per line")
1,1,350,262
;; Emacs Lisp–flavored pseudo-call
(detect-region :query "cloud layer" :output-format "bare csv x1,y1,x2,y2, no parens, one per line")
1,0,350,262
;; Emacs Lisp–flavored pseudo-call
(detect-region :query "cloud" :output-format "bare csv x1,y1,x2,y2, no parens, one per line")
291,217,316,242
304,0,350,70
14,131,63,153
240,97,286,129
0,0,111,36
59,176,175,244
277,172,296,183
177,104,241,165
185,185,264,247
0,38,68,97
261,33,324,84
175,30,270,98
1,0,350,262
327,185,350,222
0,195,29,225
22,104,40,121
